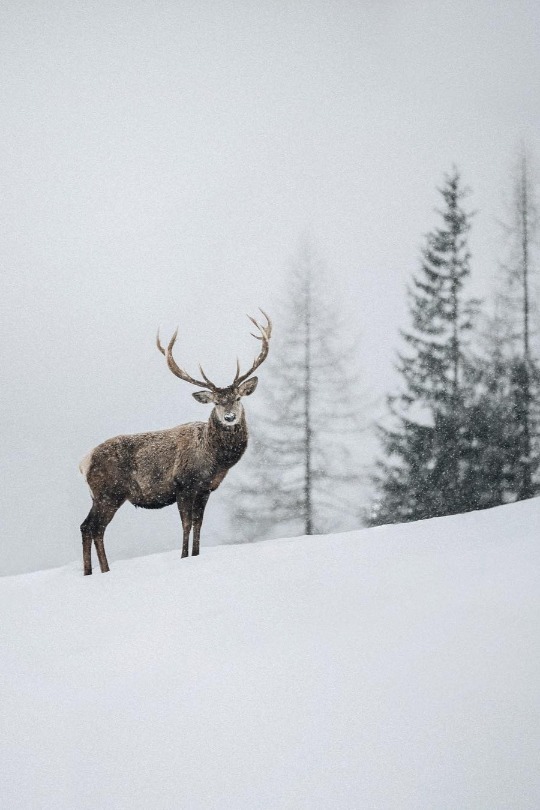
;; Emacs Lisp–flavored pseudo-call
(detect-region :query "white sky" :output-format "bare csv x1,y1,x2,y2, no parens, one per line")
1,0,540,573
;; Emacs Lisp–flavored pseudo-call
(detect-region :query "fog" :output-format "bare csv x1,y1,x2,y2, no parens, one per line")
1,0,539,574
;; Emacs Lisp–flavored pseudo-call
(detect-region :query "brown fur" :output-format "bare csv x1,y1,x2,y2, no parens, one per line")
80,406,248,574
82,313,271,574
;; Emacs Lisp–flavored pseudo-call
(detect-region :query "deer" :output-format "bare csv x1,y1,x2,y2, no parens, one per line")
79,311,272,575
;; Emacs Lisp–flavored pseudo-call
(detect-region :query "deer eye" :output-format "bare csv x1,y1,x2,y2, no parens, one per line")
236,397,240,401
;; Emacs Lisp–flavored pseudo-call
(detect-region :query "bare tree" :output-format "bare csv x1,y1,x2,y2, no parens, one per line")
226,243,366,541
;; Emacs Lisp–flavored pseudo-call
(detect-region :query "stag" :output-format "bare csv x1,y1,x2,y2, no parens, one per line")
80,311,271,574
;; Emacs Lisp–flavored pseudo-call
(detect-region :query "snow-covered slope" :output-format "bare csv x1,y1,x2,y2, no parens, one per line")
1,501,539,810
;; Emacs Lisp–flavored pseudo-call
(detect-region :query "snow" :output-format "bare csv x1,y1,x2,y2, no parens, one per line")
1,500,539,809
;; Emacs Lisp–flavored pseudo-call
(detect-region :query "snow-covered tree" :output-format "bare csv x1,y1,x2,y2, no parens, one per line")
371,168,479,525
226,243,366,541
495,147,540,499
461,303,522,508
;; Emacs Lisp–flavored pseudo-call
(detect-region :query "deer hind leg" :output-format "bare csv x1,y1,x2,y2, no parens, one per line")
191,490,211,557
80,497,123,575
176,491,194,557
81,527,93,576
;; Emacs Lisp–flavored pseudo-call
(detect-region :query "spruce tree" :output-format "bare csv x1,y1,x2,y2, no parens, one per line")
496,148,540,500
456,149,540,510
371,169,479,525
463,302,519,508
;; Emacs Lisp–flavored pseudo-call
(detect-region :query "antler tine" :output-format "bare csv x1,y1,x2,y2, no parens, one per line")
234,310,272,384
156,329,166,356
198,364,215,389
156,328,216,390
247,309,272,340
259,308,272,338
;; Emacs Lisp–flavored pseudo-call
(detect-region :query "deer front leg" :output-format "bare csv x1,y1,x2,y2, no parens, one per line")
176,491,193,557
191,490,211,557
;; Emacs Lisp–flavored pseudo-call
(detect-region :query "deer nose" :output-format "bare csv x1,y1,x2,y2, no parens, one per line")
224,412,236,423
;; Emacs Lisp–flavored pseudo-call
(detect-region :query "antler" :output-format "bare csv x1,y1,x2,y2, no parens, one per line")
156,329,217,390
234,309,272,385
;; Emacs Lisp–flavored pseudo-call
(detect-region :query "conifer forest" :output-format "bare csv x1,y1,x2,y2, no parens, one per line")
228,152,540,539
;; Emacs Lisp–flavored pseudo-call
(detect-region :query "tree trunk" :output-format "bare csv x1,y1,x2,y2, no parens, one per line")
304,265,313,534
518,151,533,500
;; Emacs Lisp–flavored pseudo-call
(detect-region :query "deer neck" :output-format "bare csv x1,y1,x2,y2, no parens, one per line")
206,409,248,469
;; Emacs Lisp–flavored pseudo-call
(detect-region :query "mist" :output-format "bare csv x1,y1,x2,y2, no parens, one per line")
1,0,539,574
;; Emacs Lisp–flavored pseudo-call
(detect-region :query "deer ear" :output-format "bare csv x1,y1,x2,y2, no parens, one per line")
192,390,214,404
237,377,258,397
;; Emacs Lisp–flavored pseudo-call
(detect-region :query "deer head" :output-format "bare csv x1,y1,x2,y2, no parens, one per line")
156,310,272,427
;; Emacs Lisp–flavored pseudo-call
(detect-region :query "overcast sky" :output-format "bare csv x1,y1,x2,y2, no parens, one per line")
1,0,539,574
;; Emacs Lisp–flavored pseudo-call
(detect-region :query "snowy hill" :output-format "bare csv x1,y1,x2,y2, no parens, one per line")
1,501,539,810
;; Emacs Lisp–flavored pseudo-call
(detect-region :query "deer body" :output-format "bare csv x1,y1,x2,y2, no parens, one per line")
80,313,271,575
83,415,247,510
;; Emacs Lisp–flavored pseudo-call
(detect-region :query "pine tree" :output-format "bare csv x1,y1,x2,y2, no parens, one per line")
456,149,540,510
462,302,519,508
496,147,540,499
225,244,366,541
371,168,479,525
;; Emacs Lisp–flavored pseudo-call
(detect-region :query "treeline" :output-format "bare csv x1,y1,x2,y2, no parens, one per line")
227,150,539,540
371,155,539,525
